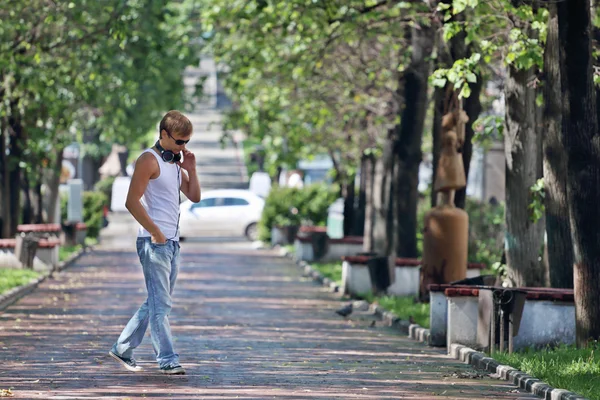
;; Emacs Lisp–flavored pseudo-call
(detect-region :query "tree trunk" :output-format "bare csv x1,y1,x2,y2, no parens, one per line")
363,155,375,251
543,4,574,289
455,75,483,209
382,134,395,256
47,148,64,224
0,120,7,238
8,120,23,236
370,135,394,256
34,177,44,224
355,155,367,236
370,157,390,255
394,22,434,258
504,63,545,287
431,85,446,208
343,176,355,236
21,171,33,225
558,0,600,345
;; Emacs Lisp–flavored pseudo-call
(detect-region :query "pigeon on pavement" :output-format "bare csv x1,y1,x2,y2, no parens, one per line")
335,303,353,317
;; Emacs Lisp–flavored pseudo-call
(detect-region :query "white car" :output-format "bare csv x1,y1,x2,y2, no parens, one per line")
178,189,265,241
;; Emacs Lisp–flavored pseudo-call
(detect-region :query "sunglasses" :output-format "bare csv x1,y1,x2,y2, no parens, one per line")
164,130,190,146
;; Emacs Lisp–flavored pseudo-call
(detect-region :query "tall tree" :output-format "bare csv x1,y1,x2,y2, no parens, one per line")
542,4,574,289
393,18,436,258
503,4,545,287
557,0,600,345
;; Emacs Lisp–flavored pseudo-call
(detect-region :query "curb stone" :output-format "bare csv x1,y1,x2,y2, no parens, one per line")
408,323,431,344
372,305,412,333
449,344,589,400
0,275,47,312
0,245,92,312
273,247,589,400
292,256,341,294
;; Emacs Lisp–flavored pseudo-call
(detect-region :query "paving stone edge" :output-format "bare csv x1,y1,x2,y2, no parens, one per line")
274,247,589,400
0,245,92,312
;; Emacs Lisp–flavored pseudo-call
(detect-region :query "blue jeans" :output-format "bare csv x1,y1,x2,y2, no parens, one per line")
111,238,181,368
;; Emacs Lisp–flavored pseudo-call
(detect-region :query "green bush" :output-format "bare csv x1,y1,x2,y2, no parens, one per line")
94,176,115,210
61,191,108,239
465,198,505,271
258,183,339,242
83,191,108,238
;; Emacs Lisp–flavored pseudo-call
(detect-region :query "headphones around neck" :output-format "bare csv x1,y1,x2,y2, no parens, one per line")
155,140,181,163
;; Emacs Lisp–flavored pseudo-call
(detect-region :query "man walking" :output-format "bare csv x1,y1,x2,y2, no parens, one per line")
109,110,201,375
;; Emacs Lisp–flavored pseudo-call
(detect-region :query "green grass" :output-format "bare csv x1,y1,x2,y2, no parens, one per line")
309,261,430,327
58,238,97,262
492,343,600,399
310,262,343,285
0,268,41,295
59,245,82,262
363,294,430,328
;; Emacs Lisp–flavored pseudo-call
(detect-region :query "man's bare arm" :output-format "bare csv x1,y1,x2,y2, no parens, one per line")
125,153,166,243
180,169,201,203
179,149,201,203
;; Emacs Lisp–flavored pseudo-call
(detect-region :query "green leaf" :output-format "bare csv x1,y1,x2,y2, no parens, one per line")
431,78,447,88
459,84,471,98
452,0,468,15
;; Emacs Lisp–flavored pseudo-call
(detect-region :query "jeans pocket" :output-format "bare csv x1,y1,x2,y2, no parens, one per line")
150,241,169,250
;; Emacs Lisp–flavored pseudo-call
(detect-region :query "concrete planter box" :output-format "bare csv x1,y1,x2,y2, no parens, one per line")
386,258,421,297
446,287,480,350
294,226,328,262
429,284,576,352
297,236,364,263
342,255,422,297
341,257,372,296
0,238,58,270
17,223,63,243
428,284,450,347
512,290,575,351
466,263,485,279
36,238,61,269
294,238,314,261
0,239,16,255
325,237,363,262
271,225,299,246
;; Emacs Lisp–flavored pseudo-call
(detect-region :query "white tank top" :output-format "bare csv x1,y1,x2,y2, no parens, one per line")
137,148,182,241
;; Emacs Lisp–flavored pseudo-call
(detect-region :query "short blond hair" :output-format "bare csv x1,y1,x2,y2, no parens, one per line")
159,110,192,137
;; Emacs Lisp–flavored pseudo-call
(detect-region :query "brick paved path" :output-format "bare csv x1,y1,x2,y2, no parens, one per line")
0,241,536,399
